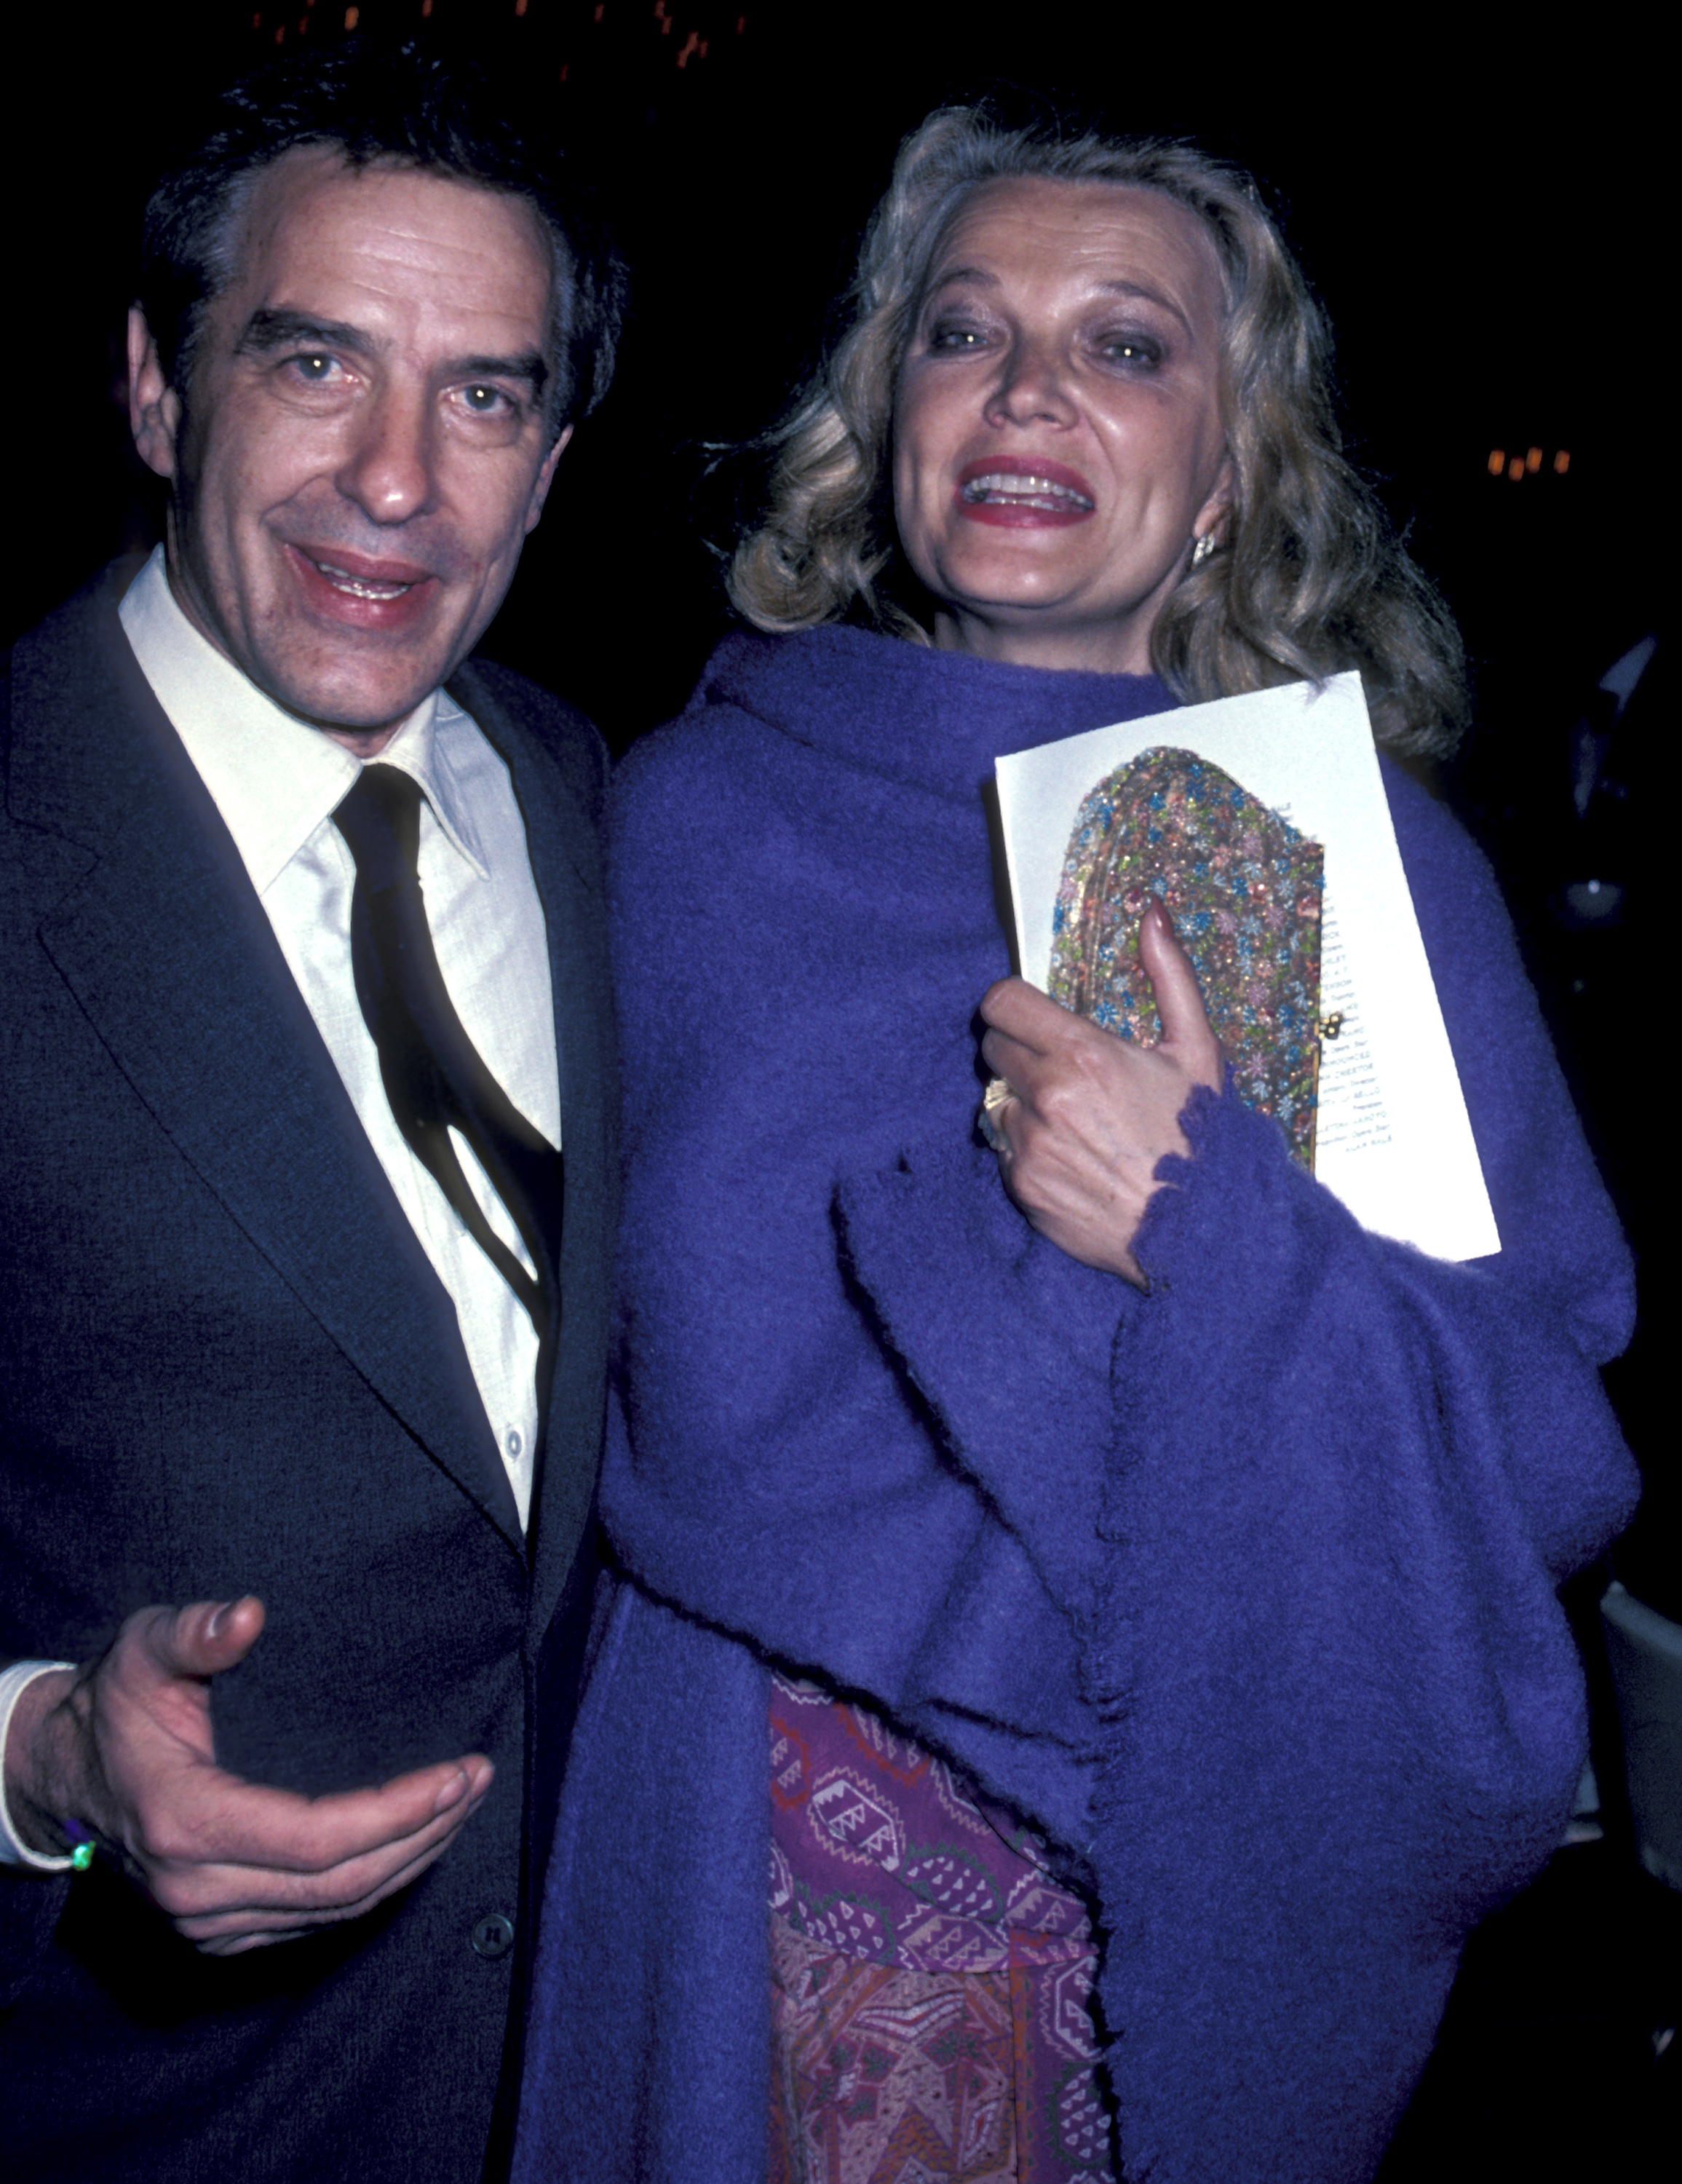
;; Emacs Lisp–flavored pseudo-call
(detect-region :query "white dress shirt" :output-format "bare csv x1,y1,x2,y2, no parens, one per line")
1,550,560,1865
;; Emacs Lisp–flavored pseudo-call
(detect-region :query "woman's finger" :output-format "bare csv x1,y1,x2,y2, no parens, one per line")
979,976,1069,1056
979,1025,1031,1091
1137,901,1223,1088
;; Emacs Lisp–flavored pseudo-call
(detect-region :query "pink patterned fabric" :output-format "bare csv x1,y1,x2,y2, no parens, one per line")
769,1676,1115,2183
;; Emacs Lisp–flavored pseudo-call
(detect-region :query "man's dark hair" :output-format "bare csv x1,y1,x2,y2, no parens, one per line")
139,37,627,440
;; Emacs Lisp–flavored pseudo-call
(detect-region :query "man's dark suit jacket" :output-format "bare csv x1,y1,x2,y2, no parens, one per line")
0,569,616,2181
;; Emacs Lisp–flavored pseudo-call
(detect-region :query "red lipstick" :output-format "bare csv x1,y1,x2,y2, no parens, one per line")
954,455,1097,528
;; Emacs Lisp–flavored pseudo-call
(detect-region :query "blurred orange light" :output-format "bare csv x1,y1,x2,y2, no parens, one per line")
1526,447,1542,472
1488,449,1504,475
516,0,528,13
1508,457,1525,480
344,3,357,21
1554,450,1571,474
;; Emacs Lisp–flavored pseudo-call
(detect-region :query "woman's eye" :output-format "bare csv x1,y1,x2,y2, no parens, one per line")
927,323,990,352
1097,335,1163,368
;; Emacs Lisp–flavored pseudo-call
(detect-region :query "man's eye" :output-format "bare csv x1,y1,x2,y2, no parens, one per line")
290,354,338,382
461,384,510,414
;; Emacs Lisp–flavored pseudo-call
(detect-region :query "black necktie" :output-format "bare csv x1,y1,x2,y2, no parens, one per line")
333,764,563,1356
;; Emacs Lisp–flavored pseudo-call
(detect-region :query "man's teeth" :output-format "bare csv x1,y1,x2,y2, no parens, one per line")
961,472,1093,510
313,559,413,599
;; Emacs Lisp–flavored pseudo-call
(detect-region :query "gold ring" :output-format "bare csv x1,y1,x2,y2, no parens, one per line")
979,1077,1014,1152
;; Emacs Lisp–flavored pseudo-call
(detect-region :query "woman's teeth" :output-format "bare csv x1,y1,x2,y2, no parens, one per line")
961,473,1094,511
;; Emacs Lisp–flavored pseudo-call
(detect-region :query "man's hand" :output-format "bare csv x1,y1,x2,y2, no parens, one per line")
4,1599,493,1955
979,900,1223,1283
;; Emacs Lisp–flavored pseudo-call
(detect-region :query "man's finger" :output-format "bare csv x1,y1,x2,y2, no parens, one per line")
1137,901,1222,1085
197,1928,309,1958
155,1791,484,1932
137,1753,495,1878
134,1597,267,1685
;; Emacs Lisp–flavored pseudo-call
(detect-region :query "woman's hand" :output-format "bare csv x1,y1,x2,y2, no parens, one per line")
979,901,1223,1283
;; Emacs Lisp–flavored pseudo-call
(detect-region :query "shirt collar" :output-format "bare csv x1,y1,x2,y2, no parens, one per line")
117,547,489,895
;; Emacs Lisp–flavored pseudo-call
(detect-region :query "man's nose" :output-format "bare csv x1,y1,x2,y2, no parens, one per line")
983,338,1077,430
335,383,437,525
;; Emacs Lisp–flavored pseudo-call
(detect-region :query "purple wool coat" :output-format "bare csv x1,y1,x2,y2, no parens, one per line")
515,627,1638,2183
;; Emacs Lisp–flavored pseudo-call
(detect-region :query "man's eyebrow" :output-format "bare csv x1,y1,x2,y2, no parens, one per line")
454,352,550,397
234,309,377,357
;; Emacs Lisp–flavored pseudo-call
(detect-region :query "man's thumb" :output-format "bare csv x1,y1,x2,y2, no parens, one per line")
151,1597,266,1679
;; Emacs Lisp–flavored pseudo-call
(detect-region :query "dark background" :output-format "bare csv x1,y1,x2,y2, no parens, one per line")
11,1,1667,752
10,4,1674,2170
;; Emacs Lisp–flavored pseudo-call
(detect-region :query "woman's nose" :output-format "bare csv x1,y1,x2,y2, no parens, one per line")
335,384,437,525
983,338,1076,429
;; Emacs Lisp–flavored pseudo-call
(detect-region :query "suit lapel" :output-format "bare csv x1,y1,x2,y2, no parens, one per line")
14,584,523,1549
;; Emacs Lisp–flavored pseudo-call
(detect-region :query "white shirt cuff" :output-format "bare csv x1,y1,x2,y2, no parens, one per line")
0,1661,77,1869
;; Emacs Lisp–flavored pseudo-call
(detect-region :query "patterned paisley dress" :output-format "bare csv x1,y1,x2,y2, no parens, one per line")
769,1677,1114,2183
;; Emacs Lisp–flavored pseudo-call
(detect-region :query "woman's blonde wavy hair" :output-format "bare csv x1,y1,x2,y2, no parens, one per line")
728,106,1467,759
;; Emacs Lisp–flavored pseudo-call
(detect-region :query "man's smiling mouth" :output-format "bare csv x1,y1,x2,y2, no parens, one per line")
308,557,418,601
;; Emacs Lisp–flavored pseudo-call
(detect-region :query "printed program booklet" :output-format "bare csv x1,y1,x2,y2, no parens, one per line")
993,673,1499,1262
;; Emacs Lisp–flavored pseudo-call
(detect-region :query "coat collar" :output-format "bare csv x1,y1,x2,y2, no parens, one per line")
697,625,1176,802
117,547,496,896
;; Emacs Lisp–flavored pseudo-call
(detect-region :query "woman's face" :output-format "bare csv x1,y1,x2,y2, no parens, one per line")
892,178,1233,675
